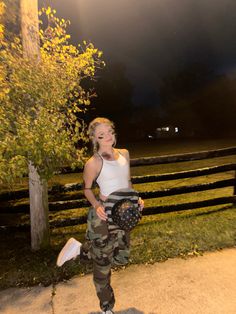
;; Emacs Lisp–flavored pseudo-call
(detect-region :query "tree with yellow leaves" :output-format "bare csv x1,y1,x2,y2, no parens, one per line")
0,2,104,250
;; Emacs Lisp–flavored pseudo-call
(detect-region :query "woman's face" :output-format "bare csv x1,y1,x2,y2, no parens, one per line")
94,123,115,148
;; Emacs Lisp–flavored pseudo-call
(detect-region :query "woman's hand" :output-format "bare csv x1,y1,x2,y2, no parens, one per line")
138,197,144,211
95,203,107,221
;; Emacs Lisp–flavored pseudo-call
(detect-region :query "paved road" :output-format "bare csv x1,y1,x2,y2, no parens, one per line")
0,248,236,314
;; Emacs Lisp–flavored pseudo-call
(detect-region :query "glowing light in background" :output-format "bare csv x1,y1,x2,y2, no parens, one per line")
39,0,236,104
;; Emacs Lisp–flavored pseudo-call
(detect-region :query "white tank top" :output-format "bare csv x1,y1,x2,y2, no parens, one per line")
96,152,130,197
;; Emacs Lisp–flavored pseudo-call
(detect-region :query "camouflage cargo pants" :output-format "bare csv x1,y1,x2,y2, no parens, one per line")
81,206,130,312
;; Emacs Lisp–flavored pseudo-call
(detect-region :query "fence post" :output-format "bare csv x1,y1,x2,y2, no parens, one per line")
234,171,236,197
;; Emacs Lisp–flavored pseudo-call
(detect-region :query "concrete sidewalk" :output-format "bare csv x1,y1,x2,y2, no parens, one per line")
0,248,236,314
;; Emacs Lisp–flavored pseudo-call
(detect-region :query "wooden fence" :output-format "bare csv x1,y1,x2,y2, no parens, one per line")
1,146,236,229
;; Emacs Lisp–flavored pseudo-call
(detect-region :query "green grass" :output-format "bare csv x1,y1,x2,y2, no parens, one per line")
0,138,236,290
131,205,236,264
0,204,235,290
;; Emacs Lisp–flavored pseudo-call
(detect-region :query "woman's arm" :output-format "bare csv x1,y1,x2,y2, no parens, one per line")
121,148,132,188
83,157,107,221
122,148,144,210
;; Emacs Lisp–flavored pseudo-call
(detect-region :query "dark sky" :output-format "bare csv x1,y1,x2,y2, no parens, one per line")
39,0,236,105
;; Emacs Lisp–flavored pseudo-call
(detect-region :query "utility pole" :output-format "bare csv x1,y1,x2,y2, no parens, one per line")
20,0,50,250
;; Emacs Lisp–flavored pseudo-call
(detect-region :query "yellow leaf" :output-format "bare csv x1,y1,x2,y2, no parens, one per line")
46,7,51,15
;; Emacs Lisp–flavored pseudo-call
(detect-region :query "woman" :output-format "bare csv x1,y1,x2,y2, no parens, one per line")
57,117,144,314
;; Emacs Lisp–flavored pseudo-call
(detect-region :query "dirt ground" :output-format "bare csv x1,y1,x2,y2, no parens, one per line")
0,247,236,314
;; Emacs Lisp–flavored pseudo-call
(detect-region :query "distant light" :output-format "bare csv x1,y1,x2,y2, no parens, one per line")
175,127,179,133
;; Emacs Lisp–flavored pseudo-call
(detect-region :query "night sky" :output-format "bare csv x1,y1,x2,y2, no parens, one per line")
39,0,236,106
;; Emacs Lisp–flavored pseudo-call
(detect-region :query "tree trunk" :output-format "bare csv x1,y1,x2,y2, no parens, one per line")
20,0,40,58
20,0,50,250
29,162,50,250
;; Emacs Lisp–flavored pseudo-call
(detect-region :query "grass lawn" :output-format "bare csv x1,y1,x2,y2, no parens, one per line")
0,138,236,289
0,204,235,290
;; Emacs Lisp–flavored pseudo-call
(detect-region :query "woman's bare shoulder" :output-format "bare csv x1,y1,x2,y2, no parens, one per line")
118,148,130,159
84,154,102,170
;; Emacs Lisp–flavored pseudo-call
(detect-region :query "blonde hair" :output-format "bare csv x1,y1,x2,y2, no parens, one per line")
88,117,116,152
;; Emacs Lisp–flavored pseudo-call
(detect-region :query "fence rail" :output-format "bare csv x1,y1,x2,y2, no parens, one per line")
1,146,236,229
130,146,236,166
